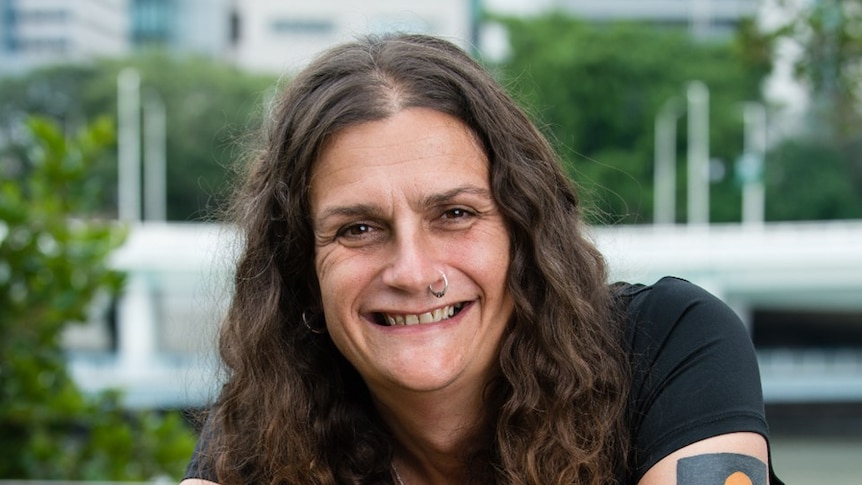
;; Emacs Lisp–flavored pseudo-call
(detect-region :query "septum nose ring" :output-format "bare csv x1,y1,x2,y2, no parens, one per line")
429,271,448,298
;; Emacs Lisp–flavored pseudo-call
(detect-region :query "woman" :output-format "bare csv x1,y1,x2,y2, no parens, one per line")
182,34,781,484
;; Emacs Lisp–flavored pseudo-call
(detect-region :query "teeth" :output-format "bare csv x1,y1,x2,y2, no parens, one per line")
383,303,462,326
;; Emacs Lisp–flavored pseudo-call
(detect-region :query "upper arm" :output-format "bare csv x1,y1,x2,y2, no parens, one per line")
624,278,782,483
638,432,769,485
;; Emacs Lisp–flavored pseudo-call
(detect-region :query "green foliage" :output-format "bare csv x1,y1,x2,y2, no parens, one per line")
0,53,276,221
771,0,862,138
766,137,862,220
493,12,771,223
0,117,196,479
766,0,862,215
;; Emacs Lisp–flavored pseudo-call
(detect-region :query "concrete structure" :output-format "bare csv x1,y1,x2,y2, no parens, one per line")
65,220,862,408
2,0,476,76
228,0,476,74
591,221,862,404
484,0,759,35
0,0,129,75
131,0,233,59
555,0,758,37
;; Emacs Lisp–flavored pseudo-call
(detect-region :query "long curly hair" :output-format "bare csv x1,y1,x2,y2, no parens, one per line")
204,33,630,484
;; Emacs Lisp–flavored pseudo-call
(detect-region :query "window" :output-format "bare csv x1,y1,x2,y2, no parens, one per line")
18,37,68,53
270,19,334,35
18,8,68,23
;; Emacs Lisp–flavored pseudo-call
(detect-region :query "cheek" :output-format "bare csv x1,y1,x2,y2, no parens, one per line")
314,249,368,314
463,226,511,289
315,263,352,339
314,252,345,325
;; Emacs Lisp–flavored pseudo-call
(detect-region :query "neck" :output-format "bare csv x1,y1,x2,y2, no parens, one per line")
373,384,491,484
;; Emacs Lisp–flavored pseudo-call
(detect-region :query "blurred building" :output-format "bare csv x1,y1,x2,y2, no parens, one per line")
0,0,130,75
128,0,476,75
553,0,759,37
131,0,233,58
226,0,477,74
1,0,476,76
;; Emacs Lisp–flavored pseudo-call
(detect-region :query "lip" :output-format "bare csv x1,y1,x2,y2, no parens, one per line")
364,301,473,328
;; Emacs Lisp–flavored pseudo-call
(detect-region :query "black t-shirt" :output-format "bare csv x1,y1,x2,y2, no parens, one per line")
618,277,781,484
184,277,782,484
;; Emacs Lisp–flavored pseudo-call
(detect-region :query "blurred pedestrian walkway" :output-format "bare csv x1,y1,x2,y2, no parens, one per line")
772,437,862,484
769,402,862,484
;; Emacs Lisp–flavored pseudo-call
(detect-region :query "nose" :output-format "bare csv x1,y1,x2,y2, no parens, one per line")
380,226,440,295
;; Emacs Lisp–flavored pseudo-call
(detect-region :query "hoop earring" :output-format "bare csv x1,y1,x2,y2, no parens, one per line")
302,311,326,334
429,271,448,298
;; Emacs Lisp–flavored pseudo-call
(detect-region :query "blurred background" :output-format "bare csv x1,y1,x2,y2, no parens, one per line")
1,0,860,482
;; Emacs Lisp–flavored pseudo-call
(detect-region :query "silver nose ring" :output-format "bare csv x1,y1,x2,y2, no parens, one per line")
429,271,448,298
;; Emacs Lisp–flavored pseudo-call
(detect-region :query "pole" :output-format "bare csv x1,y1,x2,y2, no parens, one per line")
117,68,141,222
654,97,684,225
691,0,711,38
143,89,167,222
687,81,710,225
741,102,766,226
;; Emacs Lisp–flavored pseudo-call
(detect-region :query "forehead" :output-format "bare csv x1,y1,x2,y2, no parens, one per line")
321,108,482,159
309,108,489,201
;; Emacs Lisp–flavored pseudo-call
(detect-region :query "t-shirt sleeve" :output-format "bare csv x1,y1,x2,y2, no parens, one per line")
622,277,770,481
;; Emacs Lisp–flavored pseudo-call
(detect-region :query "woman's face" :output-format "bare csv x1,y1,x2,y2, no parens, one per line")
309,107,514,398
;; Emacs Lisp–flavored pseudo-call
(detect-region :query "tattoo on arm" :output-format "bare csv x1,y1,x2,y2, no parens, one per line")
677,453,767,485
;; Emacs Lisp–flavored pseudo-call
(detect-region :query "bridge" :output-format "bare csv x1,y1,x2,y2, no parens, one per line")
592,221,862,404
65,221,862,408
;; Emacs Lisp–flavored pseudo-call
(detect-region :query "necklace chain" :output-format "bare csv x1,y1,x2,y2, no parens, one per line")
391,462,406,485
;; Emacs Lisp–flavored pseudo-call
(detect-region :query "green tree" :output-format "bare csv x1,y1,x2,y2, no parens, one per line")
773,0,862,138
765,137,862,220
492,13,771,223
0,117,195,479
766,0,862,218
0,54,276,221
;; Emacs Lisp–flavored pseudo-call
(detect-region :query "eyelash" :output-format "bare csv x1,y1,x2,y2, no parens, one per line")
332,207,478,242
440,207,476,221
336,223,374,239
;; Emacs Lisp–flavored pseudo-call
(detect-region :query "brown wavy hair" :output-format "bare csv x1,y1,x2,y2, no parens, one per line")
204,33,630,484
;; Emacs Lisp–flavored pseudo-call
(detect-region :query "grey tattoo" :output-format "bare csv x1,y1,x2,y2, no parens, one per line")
677,452,767,485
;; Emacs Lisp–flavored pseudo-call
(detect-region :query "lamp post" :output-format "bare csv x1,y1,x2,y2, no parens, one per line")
117,68,141,222
739,102,766,226
143,89,166,222
687,81,710,225
654,96,684,225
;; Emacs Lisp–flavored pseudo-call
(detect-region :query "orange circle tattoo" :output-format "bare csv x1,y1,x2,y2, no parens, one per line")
725,471,753,485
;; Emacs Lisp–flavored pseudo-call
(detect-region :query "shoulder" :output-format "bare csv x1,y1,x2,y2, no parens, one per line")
616,276,748,353
617,275,734,322
616,277,769,480
616,276,759,395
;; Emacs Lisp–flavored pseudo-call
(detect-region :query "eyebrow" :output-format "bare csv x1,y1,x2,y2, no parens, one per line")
421,185,493,208
314,203,381,225
313,184,493,227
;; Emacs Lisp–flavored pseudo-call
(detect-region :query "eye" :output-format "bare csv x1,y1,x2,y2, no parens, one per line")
441,207,475,220
337,223,373,238
436,207,478,231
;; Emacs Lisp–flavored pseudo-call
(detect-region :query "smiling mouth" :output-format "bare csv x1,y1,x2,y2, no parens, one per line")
375,303,465,326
